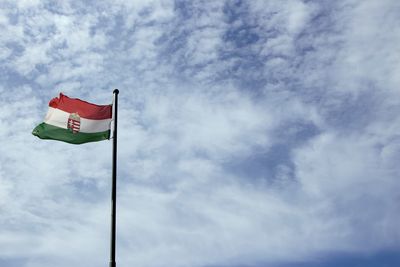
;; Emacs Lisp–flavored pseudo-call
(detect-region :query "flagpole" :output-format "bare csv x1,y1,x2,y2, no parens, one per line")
110,89,119,267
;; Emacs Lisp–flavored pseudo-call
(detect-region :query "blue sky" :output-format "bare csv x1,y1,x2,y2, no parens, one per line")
0,0,400,267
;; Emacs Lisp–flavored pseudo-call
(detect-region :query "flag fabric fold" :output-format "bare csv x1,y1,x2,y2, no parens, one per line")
32,93,112,144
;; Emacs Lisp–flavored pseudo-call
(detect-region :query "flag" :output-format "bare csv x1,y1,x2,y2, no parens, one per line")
32,93,112,144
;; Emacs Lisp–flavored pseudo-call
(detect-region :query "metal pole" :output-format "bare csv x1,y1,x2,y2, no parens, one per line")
110,89,119,267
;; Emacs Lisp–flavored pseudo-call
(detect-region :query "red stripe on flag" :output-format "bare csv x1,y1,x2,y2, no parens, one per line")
49,93,112,120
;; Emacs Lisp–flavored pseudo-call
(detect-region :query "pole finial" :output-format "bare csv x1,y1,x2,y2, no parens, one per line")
113,89,119,94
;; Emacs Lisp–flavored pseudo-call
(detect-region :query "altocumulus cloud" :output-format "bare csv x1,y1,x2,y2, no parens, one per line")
0,0,400,267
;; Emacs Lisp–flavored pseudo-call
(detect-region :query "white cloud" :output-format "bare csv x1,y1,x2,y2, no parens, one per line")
331,0,400,95
294,131,400,250
286,0,315,35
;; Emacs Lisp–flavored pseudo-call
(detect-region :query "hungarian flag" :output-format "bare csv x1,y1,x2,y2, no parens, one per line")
32,93,112,144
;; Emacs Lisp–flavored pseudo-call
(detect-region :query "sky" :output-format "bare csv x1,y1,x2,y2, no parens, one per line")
0,0,400,267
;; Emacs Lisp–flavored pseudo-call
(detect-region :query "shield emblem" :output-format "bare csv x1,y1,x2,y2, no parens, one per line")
67,113,81,133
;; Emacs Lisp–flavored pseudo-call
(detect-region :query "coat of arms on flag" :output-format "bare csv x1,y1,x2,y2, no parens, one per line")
68,113,81,133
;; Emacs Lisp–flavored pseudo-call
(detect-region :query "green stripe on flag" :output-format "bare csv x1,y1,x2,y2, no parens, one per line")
32,123,110,144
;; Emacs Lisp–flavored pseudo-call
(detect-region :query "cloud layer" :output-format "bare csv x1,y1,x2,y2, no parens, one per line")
0,0,399,267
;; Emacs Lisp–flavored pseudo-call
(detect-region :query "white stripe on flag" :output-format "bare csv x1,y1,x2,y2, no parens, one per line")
44,107,111,133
